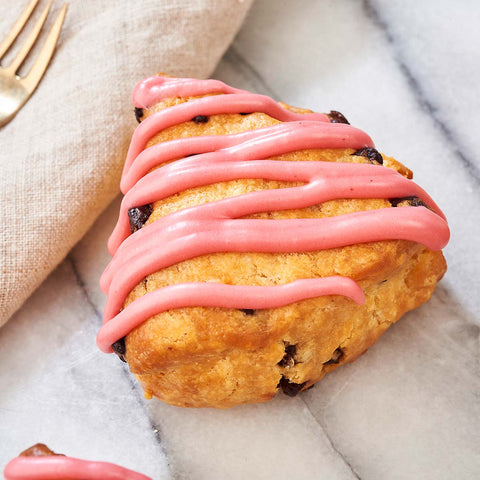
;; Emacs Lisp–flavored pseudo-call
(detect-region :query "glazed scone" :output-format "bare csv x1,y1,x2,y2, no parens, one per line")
98,75,449,408
3,443,151,479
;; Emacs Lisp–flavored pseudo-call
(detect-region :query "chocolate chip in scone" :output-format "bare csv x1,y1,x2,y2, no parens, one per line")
323,347,344,365
134,107,143,123
128,204,153,233
352,147,383,165
327,110,350,125
239,308,255,315
277,376,307,397
389,196,428,208
112,337,127,363
278,343,297,368
192,115,209,123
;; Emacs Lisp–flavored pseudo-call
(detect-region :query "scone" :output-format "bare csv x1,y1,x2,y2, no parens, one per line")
98,75,449,408
3,443,151,479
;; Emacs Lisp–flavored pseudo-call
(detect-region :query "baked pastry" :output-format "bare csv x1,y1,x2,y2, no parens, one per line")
98,75,449,408
3,443,151,479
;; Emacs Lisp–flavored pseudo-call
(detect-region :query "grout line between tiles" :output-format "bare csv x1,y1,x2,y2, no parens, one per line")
67,254,173,480
121,368,174,477
67,254,103,322
300,396,362,479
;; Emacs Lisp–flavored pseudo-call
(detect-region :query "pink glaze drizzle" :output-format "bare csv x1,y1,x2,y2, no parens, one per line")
98,76,450,352
4,456,151,480
98,278,365,352
132,76,248,108
120,121,373,193
122,91,329,179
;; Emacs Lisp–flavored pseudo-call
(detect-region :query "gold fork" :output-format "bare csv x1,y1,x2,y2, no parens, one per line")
0,0,67,127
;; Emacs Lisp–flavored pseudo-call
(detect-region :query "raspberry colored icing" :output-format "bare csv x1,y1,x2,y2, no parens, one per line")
4,456,151,480
97,76,450,353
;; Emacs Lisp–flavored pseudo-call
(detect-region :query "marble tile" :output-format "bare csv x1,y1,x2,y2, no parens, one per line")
1,1,479,479
0,240,169,479
303,289,479,479
146,397,359,480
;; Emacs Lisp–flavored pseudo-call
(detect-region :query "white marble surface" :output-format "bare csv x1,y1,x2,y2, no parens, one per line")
1,1,479,478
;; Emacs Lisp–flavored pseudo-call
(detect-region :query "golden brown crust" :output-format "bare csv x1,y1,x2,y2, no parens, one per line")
19,443,71,480
122,87,446,408
20,443,60,457
127,247,445,408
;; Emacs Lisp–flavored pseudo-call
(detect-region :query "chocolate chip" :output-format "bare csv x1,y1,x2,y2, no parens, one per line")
134,107,143,123
278,344,297,368
323,347,344,365
192,115,209,123
389,196,428,208
277,376,307,397
239,308,255,315
239,112,251,116
128,204,153,233
327,110,350,125
112,337,127,363
351,147,383,165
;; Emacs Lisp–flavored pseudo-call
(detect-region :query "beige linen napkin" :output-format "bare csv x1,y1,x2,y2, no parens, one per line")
0,0,253,326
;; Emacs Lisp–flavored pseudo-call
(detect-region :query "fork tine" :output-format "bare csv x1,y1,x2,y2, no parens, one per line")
0,0,40,60
21,3,68,93
7,0,54,74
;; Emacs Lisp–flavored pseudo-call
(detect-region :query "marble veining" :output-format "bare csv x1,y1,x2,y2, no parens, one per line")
1,1,479,479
